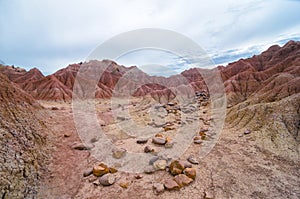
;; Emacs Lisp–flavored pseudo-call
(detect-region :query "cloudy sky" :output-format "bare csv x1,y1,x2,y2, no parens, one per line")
1,0,300,76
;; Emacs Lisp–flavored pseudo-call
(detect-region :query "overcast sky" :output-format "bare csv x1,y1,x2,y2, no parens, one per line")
1,0,300,76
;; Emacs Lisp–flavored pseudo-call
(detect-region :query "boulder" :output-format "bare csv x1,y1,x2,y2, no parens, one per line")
169,160,185,175
93,163,109,177
164,179,180,190
183,168,196,180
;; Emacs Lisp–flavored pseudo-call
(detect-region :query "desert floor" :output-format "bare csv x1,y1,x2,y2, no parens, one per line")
36,97,300,199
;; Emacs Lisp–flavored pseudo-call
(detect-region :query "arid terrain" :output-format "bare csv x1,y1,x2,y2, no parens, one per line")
0,41,299,199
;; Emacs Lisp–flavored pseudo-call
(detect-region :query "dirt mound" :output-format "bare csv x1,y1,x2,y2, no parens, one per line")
0,74,49,198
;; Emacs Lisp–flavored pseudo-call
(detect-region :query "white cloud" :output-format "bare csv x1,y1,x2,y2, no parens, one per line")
0,0,300,75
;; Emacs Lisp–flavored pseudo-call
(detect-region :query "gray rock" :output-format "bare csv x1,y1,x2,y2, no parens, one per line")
244,129,251,135
187,156,199,165
193,136,203,144
83,168,93,177
152,137,167,145
194,140,203,144
99,173,115,186
149,156,160,165
153,121,166,128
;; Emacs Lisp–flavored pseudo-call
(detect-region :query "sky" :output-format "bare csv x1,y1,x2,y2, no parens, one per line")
0,0,300,76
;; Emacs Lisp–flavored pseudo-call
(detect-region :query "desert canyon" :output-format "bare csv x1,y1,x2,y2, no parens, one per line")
0,40,299,199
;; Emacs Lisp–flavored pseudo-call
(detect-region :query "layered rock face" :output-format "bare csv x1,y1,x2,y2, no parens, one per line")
221,40,300,105
0,74,48,198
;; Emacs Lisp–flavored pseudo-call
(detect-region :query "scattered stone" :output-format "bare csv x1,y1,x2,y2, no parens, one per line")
173,174,193,187
169,160,185,175
99,173,116,186
203,190,214,199
90,137,99,143
203,120,210,125
136,138,148,144
153,183,165,194
51,107,59,110
153,160,167,170
199,131,206,137
244,129,251,135
193,136,203,144
227,104,233,108
152,137,167,145
155,133,164,138
64,132,71,137
72,142,93,150
238,134,243,137
183,168,196,180
144,145,154,153
117,116,129,121
88,176,99,183
93,180,101,186
93,163,109,177
165,141,174,148
149,156,159,165
182,161,193,168
201,102,208,106
153,122,166,128
187,156,199,165
164,179,180,190
109,167,118,174
200,127,209,132
83,168,93,177
167,102,175,106
166,137,172,143
164,126,174,131
144,165,156,174
112,148,126,159
134,174,143,179
119,180,129,189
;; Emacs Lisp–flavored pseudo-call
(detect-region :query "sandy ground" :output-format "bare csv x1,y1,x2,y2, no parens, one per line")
37,98,300,199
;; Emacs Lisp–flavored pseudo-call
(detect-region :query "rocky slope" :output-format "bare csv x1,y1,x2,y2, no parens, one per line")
0,74,49,199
